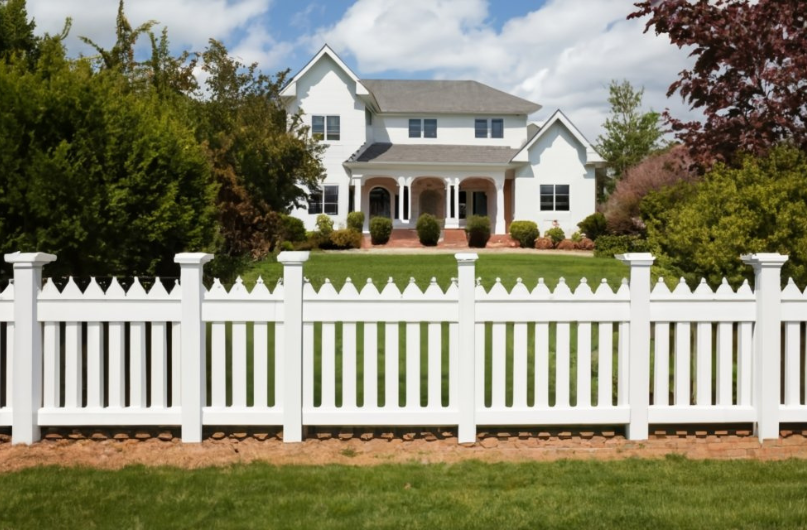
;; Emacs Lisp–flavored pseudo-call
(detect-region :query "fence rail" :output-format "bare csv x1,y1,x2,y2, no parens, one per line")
0,250,804,445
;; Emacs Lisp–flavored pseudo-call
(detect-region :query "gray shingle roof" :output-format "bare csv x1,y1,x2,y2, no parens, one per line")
348,143,520,165
359,79,540,115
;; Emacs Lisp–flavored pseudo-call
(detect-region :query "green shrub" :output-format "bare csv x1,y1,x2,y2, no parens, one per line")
578,212,607,241
571,231,583,243
509,220,539,248
279,241,294,251
544,227,566,246
416,214,441,246
347,211,365,233
593,234,649,258
465,215,491,248
328,229,363,250
279,214,306,243
369,217,393,245
316,214,334,238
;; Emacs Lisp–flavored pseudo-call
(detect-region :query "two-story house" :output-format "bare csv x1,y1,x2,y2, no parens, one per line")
281,45,604,236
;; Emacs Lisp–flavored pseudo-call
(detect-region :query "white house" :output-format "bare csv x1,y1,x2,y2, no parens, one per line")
282,45,604,236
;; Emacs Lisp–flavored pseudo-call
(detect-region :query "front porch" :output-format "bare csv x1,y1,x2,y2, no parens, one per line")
351,175,514,235
360,229,518,249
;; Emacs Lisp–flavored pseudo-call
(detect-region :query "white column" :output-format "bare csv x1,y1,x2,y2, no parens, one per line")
5,252,56,445
175,252,213,443
397,178,407,226
616,252,654,441
352,178,361,214
277,251,310,442
456,252,478,443
742,253,787,442
406,177,413,222
454,179,461,224
494,179,506,234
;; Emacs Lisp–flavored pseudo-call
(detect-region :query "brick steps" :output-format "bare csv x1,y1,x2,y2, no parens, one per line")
362,229,518,250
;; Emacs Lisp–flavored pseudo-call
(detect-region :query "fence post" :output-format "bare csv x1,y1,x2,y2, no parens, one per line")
175,252,213,443
742,253,787,441
5,252,57,445
455,252,478,443
616,252,654,440
278,251,310,443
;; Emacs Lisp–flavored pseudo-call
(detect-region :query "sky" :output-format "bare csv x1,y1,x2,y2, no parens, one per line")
24,0,698,142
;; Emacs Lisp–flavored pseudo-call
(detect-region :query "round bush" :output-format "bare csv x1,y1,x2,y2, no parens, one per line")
416,214,441,246
577,212,607,241
316,214,334,238
328,228,363,250
544,227,565,246
279,214,306,242
509,220,539,248
347,211,365,233
369,216,393,245
465,215,491,248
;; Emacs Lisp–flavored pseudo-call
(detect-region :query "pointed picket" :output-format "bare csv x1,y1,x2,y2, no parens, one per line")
651,277,671,297
61,277,83,298
302,279,317,298
0,280,13,299
106,277,126,298
573,277,593,297
693,278,713,297
148,277,171,298
207,278,228,299
616,278,630,298
83,277,106,298
359,278,381,298
736,279,753,296
273,278,285,298
40,278,61,299
531,278,551,298
594,279,615,299
487,278,508,298
317,279,339,298
250,276,272,298
423,277,444,299
228,277,250,299
380,278,402,299
168,279,181,299
510,278,530,297
782,278,804,300
444,278,459,297
475,278,487,298
402,277,423,298
672,277,691,296
339,278,361,298
553,277,572,298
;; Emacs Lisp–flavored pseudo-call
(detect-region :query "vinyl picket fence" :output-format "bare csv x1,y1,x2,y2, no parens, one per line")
1,251,805,445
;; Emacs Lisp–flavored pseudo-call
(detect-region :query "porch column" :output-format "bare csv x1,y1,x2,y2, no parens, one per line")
443,179,456,228
454,178,461,224
397,178,407,226
494,179,506,235
353,177,368,232
406,177,413,222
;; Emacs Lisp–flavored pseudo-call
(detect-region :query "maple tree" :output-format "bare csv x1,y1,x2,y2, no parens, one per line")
630,0,807,166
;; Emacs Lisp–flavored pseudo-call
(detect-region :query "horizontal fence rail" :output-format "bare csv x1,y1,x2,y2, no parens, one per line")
1,250,804,445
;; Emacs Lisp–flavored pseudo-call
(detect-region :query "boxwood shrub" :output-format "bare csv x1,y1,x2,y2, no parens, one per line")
369,217,392,245
509,220,539,248
466,215,491,248
416,214,441,246
347,211,364,233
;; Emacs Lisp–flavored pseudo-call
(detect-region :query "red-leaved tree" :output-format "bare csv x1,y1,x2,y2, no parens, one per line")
630,0,807,167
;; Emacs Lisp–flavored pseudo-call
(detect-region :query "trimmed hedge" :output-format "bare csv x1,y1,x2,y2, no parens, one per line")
328,229,363,249
593,234,650,258
466,215,491,248
369,217,392,245
509,220,539,248
577,212,607,241
347,211,364,233
279,214,306,243
416,214,441,246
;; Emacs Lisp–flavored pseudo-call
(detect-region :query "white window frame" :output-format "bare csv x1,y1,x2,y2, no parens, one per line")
540,184,570,211
409,118,437,138
312,115,340,141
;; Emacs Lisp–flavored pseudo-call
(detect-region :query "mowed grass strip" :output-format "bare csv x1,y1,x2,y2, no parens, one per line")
242,252,629,291
2,459,807,528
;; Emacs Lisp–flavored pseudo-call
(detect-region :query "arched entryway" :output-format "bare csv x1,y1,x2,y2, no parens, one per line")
419,189,440,217
369,187,391,218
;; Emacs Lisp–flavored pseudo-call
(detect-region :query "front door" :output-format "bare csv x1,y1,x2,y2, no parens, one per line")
369,187,391,218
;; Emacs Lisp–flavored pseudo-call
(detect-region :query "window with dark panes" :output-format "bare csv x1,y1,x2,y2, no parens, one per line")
409,119,421,138
326,116,340,141
540,184,570,211
491,118,504,138
312,116,325,141
308,187,323,213
323,185,339,215
423,119,437,138
475,118,488,138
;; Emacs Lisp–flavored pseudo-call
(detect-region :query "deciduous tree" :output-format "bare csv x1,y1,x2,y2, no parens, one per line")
630,0,807,166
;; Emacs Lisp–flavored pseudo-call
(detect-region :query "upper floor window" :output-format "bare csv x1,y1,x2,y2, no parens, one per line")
409,118,437,138
540,184,570,211
307,185,339,215
312,115,340,141
475,118,504,139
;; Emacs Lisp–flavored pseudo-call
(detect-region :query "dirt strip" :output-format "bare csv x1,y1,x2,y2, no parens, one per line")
2,430,807,471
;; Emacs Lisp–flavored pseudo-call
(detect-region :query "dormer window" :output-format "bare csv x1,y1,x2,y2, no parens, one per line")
312,115,340,141
475,118,504,139
409,118,437,138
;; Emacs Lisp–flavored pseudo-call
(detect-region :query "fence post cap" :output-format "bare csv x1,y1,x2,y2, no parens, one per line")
174,253,214,265
4,251,57,265
455,253,479,263
277,251,311,264
741,253,788,267
615,253,655,266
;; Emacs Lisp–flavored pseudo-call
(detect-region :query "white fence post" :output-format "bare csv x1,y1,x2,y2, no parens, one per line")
278,251,310,443
616,252,654,440
456,252,478,443
175,252,213,443
742,253,787,441
5,252,57,445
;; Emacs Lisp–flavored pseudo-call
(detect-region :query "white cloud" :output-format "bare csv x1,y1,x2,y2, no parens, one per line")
315,0,698,141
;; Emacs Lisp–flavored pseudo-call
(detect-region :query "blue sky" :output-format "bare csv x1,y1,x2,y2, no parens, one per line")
25,0,696,140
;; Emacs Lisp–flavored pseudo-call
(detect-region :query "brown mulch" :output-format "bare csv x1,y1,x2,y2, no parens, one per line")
2,430,807,472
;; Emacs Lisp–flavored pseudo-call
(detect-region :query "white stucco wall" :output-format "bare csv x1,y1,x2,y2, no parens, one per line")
286,55,367,229
372,115,527,148
512,121,595,237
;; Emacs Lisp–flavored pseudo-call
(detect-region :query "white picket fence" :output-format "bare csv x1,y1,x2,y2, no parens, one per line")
1,251,805,445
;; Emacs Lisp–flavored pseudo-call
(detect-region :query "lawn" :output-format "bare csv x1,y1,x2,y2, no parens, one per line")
240,252,629,291
2,459,807,528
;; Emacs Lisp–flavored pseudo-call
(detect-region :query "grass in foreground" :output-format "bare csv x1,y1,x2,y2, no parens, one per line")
2,459,807,528
241,252,628,291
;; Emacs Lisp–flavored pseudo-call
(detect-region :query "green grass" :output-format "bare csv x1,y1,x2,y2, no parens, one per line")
2,459,807,528
240,252,628,291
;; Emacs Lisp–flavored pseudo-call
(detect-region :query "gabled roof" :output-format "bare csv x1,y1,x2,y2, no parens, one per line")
280,44,370,99
359,79,540,115
511,110,605,165
346,143,520,166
